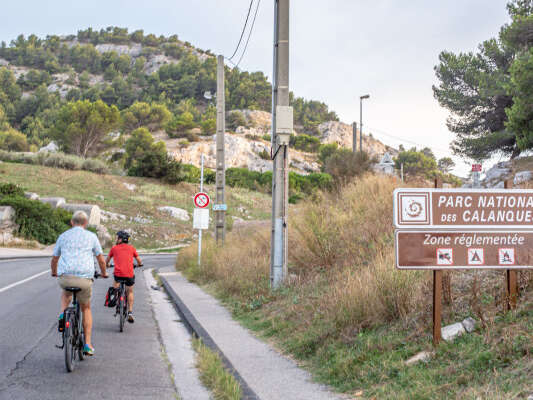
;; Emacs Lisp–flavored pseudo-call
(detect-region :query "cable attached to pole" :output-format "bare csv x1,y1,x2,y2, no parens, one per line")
228,0,255,61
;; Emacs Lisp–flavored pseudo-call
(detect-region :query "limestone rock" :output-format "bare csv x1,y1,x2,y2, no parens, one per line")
95,224,112,247
405,351,433,365
123,183,137,191
482,161,512,188
514,170,533,185
24,192,39,201
38,141,59,153
158,206,190,221
101,210,127,222
59,204,101,226
318,121,397,161
94,43,142,57
169,133,319,174
0,206,16,228
462,317,476,333
441,322,466,342
40,197,66,208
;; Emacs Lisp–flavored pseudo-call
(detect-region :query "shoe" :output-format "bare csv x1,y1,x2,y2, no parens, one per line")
83,344,95,356
58,313,65,332
127,312,135,323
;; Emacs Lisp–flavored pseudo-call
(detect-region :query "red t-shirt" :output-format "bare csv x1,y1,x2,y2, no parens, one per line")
109,244,138,278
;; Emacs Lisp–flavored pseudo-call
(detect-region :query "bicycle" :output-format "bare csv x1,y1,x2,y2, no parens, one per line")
113,263,143,332
56,271,102,372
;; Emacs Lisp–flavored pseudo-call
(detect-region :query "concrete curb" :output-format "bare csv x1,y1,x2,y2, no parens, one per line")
160,274,260,400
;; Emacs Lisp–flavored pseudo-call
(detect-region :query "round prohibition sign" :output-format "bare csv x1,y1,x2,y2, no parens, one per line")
194,192,210,208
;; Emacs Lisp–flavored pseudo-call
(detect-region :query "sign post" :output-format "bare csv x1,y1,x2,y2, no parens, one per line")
194,155,210,266
394,179,532,345
433,178,443,345
504,179,518,310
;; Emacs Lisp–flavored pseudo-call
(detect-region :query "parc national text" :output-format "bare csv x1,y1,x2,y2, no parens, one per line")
437,194,533,223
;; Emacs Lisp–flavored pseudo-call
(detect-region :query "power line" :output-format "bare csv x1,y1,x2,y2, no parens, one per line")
228,0,255,61
366,125,451,155
234,0,261,68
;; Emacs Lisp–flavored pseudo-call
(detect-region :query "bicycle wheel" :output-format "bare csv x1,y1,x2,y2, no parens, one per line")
78,329,85,361
64,313,76,372
119,296,125,332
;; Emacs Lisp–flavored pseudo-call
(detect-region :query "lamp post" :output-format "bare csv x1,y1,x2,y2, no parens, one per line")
359,94,370,152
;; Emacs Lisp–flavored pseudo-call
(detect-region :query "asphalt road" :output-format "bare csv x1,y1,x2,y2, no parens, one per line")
0,254,179,400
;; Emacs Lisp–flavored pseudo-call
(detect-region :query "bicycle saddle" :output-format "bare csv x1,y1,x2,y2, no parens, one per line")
65,287,82,292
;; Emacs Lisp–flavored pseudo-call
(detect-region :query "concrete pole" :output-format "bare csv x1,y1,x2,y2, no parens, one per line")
215,55,226,244
352,122,357,152
359,99,363,153
271,0,290,289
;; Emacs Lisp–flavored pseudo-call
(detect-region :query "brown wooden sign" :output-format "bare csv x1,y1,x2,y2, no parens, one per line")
394,188,533,229
396,230,533,270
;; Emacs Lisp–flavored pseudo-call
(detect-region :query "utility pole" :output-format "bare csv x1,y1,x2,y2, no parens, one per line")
360,94,369,152
352,122,357,152
271,0,292,289
215,55,226,244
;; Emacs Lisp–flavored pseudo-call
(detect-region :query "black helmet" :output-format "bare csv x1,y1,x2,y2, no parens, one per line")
116,230,130,243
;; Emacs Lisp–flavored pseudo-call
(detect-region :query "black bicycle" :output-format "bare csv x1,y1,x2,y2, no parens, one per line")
57,272,102,372
113,264,142,332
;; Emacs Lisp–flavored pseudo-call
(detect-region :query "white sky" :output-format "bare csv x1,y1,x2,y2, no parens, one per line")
0,1,511,176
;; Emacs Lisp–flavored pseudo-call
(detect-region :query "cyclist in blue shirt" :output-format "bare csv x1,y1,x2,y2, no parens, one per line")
51,211,108,356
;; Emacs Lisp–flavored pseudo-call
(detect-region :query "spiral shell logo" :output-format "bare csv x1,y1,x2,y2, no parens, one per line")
398,193,429,224
406,200,423,218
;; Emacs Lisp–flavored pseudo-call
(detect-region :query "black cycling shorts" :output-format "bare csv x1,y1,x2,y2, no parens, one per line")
114,275,135,287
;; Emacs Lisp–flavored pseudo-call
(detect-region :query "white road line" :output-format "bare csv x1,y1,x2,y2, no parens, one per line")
0,270,48,294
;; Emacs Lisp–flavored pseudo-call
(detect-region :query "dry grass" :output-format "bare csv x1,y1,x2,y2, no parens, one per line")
178,173,533,398
180,174,429,335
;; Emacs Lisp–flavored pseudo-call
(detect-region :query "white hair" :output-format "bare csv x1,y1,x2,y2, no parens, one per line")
71,210,88,225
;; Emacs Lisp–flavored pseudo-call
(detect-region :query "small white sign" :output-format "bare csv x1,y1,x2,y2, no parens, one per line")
467,248,484,265
498,248,515,265
193,208,209,230
436,248,453,265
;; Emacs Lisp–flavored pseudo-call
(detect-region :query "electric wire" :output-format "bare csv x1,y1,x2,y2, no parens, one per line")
234,0,261,68
228,0,255,61
366,125,451,155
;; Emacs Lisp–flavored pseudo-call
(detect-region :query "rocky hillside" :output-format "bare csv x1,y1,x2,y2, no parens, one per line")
0,27,398,177
165,110,397,174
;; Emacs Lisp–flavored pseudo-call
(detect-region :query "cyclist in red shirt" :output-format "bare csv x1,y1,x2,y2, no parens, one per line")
106,231,142,323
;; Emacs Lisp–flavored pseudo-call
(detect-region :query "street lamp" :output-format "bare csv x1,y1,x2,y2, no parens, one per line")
360,94,370,152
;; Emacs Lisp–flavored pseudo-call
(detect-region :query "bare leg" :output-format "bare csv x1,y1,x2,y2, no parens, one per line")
127,287,134,312
80,303,93,347
60,291,72,313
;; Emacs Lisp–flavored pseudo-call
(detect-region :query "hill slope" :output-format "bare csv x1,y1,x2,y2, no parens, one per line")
0,161,272,249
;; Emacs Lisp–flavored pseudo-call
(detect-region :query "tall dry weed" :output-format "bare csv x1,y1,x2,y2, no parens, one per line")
178,174,428,332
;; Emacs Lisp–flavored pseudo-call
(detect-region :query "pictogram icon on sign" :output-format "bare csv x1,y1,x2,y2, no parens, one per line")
498,248,515,265
436,248,453,265
194,192,210,208
399,193,429,224
467,248,484,265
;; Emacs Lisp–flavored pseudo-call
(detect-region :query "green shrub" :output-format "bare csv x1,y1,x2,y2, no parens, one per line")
0,129,29,152
42,152,84,170
227,111,247,130
324,150,374,185
0,194,72,244
81,158,109,174
0,150,110,174
0,182,25,197
258,149,270,160
290,134,321,153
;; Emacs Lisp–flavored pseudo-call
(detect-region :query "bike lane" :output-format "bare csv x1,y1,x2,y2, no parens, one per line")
0,256,178,400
